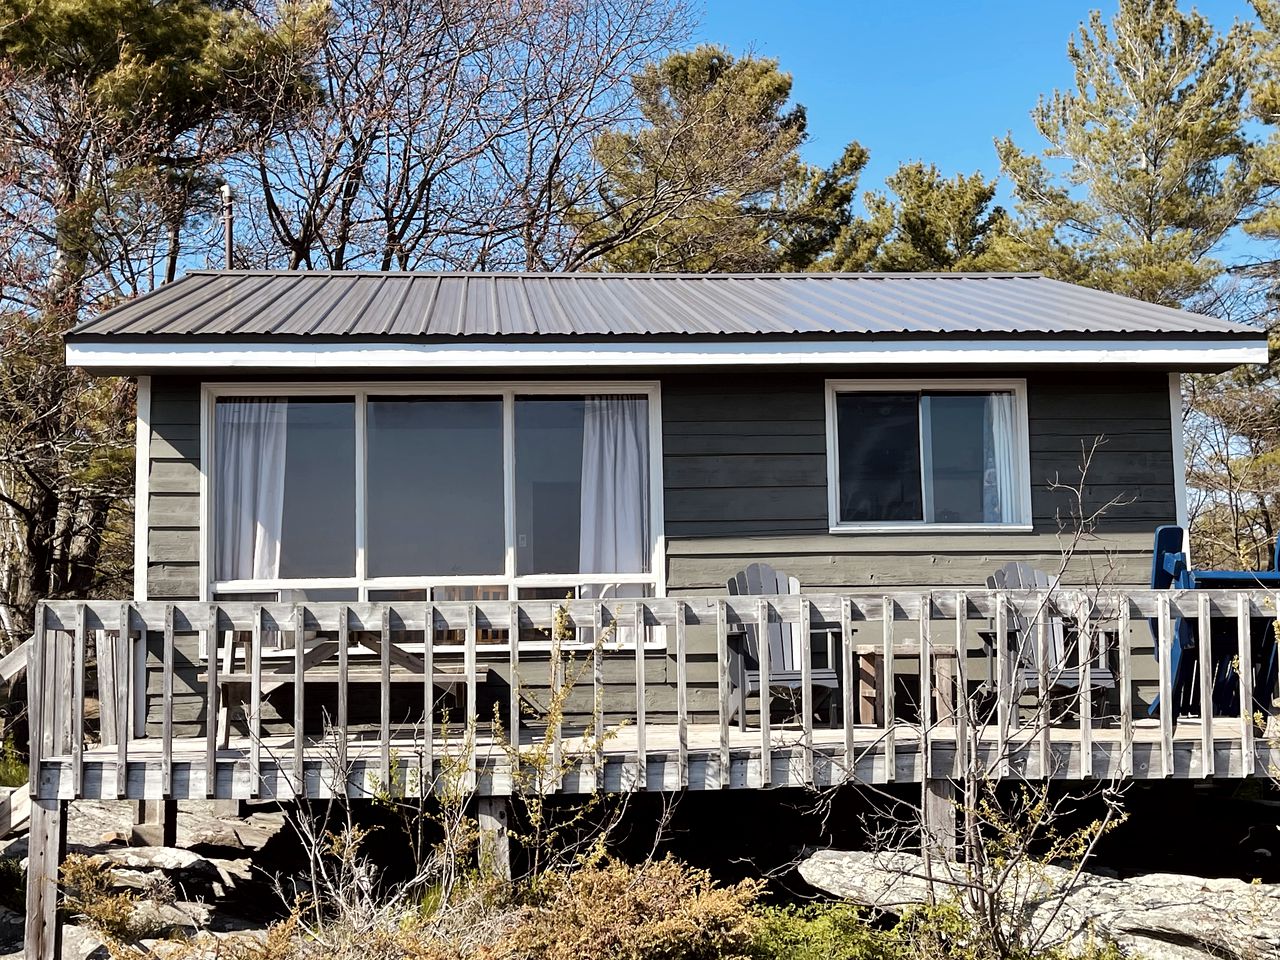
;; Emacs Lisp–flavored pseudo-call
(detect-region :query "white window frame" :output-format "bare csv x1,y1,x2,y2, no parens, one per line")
199,380,666,647
824,378,1033,534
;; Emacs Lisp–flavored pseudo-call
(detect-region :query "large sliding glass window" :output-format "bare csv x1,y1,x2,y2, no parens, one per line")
209,386,660,641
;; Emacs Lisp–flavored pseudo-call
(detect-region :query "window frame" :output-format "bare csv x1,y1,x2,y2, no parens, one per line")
199,380,666,640
823,378,1032,534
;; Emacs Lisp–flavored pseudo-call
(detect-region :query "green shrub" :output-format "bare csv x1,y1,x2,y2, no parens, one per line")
749,903,901,960
0,738,27,788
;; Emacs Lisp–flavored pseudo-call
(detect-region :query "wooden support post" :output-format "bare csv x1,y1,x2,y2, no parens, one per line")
922,778,956,862
476,796,511,882
24,797,67,960
131,799,178,848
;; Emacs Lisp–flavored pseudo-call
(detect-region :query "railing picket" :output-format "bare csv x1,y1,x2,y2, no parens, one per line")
954,592,968,780
162,604,175,798
72,604,86,798
1157,594,1174,777
423,603,435,793
592,603,604,782
1237,593,1255,776
249,605,263,798
798,598,814,785
28,608,45,797
293,604,305,795
1118,596,1133,777
675,601,689,789
1077,598,1093,780
919,595,933,780
380,605,392,788
757,599,772,788
116,603,130,799
1036,603,1050,778
508,602,520,780
994,593,1009,778
841,597,855,776
205,604,219,798
633,603,646,791
882,597,895,783
716,599,730,788
1197,593,1215,776
337,605,349,787
465,605,478,790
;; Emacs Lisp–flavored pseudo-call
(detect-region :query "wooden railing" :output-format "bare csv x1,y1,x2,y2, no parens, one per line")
28,590,1280,798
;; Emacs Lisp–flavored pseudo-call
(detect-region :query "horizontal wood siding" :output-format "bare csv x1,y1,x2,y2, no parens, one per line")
141,369,1178,732
145,378,202,734
659,371,1176,711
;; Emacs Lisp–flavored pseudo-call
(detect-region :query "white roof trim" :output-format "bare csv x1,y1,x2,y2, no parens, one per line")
65,336,1270,370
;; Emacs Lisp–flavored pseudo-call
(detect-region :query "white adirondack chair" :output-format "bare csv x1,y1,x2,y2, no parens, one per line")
983,561,1115,698
725,562,841,730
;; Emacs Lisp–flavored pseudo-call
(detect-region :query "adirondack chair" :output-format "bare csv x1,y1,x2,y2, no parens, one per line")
725,562,841,730
980,562,1115,705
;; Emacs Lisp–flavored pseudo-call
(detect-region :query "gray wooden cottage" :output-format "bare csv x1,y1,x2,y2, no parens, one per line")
20,270,1275,958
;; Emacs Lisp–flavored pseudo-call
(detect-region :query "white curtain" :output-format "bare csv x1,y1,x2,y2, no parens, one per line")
983,393,1019,523
215,399,288,581
579,396,650,575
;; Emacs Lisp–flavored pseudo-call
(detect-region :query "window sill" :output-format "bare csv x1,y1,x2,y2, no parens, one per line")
827,523,1035,535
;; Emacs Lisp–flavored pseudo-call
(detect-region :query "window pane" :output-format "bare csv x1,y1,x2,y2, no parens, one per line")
515,395,651,576
366,398,504,577
515,398,584,574
280,401,356,577
835,392,922,523
923,394,989,523
214,398,355,581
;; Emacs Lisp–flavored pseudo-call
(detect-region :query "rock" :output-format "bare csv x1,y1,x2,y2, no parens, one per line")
799,849,1280,960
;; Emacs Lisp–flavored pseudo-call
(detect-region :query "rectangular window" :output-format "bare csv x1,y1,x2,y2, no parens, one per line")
366,397,504,577
827,381,1029,530
207,384,661,645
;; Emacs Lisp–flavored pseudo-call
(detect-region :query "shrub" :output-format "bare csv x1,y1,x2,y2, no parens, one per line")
496,856,761,960
59,853,165,944
749,903,900,960
0,738,27,788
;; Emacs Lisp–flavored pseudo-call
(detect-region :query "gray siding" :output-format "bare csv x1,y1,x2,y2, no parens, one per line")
142,369,1177,732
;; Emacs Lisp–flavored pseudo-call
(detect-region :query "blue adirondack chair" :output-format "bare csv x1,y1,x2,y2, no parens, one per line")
1149,524,1280,720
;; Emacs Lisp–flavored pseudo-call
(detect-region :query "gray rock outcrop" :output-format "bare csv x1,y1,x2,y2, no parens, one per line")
799,849,1280,960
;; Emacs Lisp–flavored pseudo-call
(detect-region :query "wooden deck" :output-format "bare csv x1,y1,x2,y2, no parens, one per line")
31,717,1274,800
26,589,1280,801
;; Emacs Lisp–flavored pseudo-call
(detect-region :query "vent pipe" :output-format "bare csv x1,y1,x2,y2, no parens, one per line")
220,184,234,269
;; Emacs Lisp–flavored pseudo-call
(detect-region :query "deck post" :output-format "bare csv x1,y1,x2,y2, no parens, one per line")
921,778,956,862
132,799,178,848
477,795,512,882
24,797,67,960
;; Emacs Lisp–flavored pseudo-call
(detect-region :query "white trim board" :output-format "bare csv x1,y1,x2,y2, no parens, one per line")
67,336,1269,370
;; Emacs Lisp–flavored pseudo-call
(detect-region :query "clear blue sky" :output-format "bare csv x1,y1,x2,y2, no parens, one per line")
697,1,1257,206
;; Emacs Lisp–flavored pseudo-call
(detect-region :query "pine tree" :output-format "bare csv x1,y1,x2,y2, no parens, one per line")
575,46,870,272
997,0,1256,306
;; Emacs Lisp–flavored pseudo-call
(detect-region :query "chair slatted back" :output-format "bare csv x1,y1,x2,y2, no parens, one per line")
727,562,803,671
986,561,1067,669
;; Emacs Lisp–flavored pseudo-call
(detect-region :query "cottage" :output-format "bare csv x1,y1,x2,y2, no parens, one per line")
22,270,1277,958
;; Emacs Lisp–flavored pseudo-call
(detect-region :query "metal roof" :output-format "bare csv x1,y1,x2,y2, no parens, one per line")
67,270,1258,339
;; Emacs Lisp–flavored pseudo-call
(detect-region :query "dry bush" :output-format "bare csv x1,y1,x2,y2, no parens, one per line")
59,853,166,944
494,856,761,960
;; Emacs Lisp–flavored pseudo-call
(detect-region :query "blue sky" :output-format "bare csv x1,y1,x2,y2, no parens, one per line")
697,1,1257,206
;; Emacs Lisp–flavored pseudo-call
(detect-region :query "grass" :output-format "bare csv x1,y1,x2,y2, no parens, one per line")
0,738,26,788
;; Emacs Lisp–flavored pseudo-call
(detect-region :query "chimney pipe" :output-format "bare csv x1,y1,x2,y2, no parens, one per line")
220,184,234,269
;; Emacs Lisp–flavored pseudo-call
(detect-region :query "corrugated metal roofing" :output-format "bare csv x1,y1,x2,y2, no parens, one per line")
67,270,1257,339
